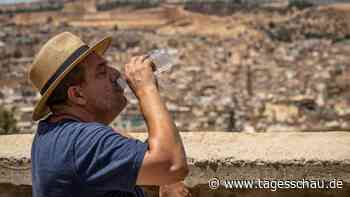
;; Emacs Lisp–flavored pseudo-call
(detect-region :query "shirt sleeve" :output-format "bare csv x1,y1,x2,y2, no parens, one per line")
73,123,148,193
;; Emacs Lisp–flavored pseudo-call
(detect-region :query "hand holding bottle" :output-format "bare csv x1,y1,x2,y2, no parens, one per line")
113,48,178,101
122,55,157,98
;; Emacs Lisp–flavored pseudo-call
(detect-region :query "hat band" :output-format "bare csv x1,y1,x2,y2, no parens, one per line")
40,45,89,95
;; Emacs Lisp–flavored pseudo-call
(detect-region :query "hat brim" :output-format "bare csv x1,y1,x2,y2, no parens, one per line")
32,36,112,121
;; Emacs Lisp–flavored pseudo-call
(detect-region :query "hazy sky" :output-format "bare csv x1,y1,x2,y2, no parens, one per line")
0,0,37,5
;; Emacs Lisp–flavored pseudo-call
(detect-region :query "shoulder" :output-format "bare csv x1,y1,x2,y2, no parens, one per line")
66,121,109,130
68,121,121,143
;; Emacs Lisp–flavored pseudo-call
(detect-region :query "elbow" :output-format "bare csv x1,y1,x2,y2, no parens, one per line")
172,163,189,178
166,162,189,183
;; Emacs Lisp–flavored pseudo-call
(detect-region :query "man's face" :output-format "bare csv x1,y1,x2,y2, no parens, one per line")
79,52,127,123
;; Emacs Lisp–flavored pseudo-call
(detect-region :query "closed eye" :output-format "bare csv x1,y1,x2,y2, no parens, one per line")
96,63,108,77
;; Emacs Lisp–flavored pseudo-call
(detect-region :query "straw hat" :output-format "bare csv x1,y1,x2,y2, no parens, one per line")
29,32,112,121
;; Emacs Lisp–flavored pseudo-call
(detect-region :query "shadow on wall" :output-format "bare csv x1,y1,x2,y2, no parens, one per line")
1,183,350,197
0,184,31,197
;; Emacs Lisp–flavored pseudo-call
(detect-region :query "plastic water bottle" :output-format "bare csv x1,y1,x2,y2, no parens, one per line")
113,48,178,103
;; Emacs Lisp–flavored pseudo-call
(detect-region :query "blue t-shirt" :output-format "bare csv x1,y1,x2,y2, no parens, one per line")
31,119,148,197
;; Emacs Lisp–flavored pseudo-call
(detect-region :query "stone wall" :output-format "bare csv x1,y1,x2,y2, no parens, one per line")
0,132,349,196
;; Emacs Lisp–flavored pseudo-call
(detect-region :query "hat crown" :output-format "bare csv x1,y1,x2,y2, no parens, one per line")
29,32,86,92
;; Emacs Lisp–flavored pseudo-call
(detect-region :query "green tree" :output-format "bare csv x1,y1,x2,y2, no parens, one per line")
0,106,17,134
288,0,313,9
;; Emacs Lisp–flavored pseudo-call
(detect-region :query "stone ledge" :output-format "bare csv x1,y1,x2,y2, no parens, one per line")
0,132,350,186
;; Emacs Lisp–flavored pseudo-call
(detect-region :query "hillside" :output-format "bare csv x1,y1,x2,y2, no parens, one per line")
0,2,350,132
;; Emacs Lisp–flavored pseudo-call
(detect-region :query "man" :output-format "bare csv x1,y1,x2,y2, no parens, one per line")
29,32,190,197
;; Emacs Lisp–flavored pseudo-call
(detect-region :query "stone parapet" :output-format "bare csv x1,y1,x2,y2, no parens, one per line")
1,132,350,187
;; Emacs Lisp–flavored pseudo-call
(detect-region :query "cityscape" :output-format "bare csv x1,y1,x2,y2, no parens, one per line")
0,0,350,134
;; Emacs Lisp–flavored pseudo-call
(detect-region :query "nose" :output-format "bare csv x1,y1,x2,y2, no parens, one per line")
108,66,121,80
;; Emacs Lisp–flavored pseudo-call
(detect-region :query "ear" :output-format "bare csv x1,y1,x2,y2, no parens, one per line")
67,86,87,106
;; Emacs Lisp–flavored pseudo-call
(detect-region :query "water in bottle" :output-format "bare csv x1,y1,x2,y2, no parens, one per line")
112,48,178,103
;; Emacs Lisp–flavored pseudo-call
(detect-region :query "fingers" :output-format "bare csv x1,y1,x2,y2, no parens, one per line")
180,185,191,197
123,54,158,96
130,55,155,71
127,55,151,71
184,188,192,197
159,182,192,197
130,55,149,65
125,55,155,77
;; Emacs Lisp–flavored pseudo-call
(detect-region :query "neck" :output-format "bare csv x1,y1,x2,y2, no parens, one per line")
50,106,102,124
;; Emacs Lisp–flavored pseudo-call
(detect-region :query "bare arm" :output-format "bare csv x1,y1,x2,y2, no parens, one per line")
124,55,188,185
